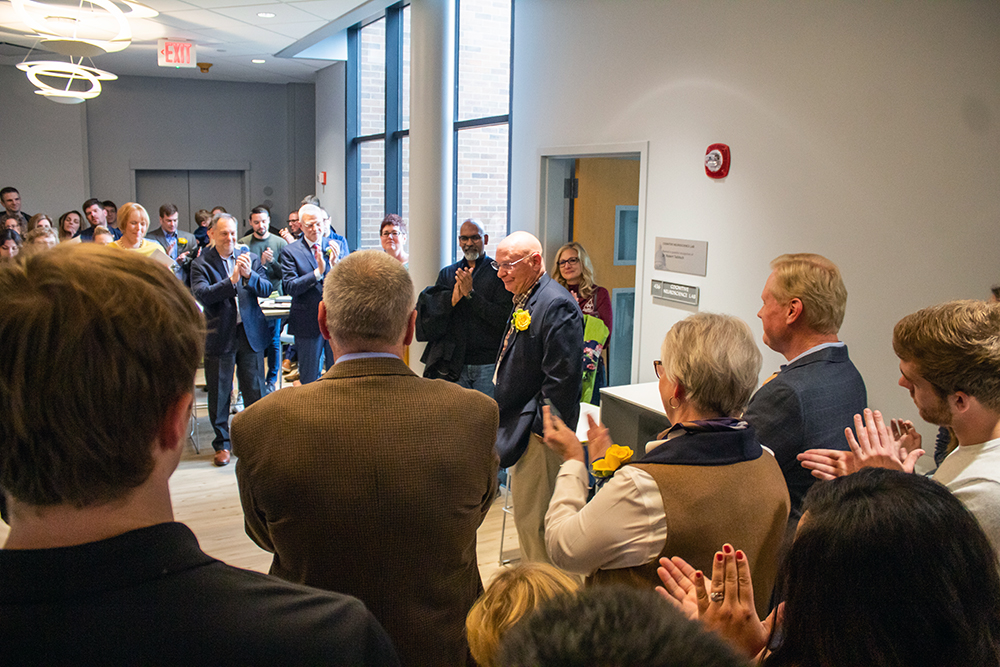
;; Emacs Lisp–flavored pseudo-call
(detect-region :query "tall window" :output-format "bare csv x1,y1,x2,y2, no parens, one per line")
347,0,511,255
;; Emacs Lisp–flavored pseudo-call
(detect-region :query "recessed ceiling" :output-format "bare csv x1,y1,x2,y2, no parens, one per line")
0,0,373,85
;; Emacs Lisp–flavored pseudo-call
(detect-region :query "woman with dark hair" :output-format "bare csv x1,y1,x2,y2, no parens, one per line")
659,467,1000,666
57,210,83,243
0,229,21,260
379,213,408,266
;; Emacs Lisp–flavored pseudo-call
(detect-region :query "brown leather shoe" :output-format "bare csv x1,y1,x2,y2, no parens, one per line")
213,449,231,467
282,359,292,373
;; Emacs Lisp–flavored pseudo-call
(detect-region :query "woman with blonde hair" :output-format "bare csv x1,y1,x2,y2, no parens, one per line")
112,203,164,258
552,241,613,403
543,312,790,614
466,563,579,667
26,213,53,234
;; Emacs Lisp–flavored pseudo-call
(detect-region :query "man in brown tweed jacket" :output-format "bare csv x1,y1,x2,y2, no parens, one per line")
233,250,500,666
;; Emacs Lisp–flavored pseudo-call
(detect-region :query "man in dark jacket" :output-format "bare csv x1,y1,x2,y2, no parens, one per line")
416,218,511,396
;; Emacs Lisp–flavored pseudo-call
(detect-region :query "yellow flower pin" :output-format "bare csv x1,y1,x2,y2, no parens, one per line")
513,308,531,331
178,238,188,245
591,444,634,478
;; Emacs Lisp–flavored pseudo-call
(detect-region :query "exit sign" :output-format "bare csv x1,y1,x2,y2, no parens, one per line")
158,40,196,68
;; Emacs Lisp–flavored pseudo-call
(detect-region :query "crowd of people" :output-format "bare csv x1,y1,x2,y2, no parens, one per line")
2,182,1000,666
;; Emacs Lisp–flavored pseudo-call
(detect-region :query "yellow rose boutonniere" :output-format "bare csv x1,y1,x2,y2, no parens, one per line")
178,238,188,245
513,308,531,331
591,444,634,478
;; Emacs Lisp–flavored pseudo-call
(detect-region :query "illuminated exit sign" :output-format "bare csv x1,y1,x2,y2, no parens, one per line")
158,40,196,68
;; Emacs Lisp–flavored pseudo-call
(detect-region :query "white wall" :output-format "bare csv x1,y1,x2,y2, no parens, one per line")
511,0,1000,426
315,62,347,233
0,65,89,221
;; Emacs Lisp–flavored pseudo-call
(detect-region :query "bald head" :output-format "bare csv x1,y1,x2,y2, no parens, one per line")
499,231,543,256
495,231,544,295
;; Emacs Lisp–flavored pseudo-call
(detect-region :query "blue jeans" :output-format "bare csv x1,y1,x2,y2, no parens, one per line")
264,318,282,388
457,363,496,398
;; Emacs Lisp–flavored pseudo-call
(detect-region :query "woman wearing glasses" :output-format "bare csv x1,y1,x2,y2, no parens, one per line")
542,312,789,614
380,214,409,267
552,242,612,403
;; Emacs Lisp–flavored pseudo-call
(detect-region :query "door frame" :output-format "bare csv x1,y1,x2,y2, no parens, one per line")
537,141,649,385
129,160,251,225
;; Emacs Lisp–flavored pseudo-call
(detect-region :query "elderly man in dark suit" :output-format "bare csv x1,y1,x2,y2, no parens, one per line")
743,253,867,530
232,250,499,666
493,231,583,564
148,203,197,283
280,203,338,384
190,213,273,467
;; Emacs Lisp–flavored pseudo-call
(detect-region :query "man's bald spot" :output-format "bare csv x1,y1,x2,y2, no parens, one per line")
498,231,542,256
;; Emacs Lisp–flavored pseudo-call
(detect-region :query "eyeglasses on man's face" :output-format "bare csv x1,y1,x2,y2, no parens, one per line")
557,256,580,267
459,234,482,243
491,252,536,272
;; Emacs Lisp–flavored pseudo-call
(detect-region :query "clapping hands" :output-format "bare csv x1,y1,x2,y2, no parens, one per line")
797,408,925,480
656,544,772,659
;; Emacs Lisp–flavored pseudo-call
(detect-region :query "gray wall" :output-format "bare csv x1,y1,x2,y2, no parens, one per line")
0,65,314,232
0,65,89,221
510,0,1000,434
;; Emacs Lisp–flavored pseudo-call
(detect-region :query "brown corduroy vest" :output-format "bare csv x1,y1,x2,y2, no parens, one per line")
588,454,790,614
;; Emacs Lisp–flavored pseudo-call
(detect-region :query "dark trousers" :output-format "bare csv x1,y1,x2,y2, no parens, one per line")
296,334,334,384
264,318,282,389
205,323,265,452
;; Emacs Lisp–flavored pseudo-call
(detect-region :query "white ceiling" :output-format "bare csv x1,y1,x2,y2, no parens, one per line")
0,0,375,85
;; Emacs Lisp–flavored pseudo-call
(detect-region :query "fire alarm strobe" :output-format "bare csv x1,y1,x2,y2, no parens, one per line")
705,144,730,179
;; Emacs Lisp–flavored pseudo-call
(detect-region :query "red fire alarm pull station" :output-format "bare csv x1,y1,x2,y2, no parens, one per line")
318,171,327,185
705,144,730,179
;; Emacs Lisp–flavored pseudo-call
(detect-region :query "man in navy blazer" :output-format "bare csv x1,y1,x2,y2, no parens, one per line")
493,231,583,563
281,204,339,384
743,253,867,529
190,213,273,466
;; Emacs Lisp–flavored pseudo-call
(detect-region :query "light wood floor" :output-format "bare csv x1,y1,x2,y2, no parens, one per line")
0,409,521,586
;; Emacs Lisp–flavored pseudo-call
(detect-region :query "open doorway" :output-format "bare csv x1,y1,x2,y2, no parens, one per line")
538,142,648,388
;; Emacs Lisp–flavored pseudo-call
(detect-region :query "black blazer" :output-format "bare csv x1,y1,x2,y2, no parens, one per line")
494,272,583,468
190,247,273,356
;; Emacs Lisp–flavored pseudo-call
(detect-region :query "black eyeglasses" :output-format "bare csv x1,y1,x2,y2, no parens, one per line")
459,234,482,243
557,257,580,267
653,360,665,378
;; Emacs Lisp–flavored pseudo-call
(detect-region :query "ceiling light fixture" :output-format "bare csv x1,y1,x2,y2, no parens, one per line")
17,58,118,103
12,0,158,56
256,12,275,18
251,59,265,63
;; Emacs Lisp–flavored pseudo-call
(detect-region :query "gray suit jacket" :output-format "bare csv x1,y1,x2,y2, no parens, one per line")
232,356,499,666
743,344,867,523
147,227,198,281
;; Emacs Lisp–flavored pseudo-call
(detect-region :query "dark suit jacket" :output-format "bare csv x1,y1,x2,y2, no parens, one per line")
494,272,583,468
147,227,197,282
280,237,327,338
190,247,273,356
743,344,867,522
232,357,499,666
416,254,512,378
